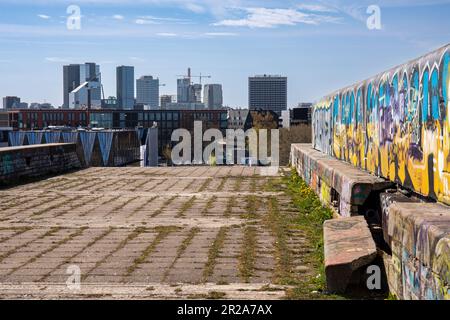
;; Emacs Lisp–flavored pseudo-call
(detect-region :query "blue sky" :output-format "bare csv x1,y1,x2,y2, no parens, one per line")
0,0,449,108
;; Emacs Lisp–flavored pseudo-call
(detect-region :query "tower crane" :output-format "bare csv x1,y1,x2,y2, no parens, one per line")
177,68,212,85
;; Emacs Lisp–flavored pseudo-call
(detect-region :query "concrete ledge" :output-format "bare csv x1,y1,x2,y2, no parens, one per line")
324,216,377,293
381,200,450,300
0,143,82,184
291,143,393,217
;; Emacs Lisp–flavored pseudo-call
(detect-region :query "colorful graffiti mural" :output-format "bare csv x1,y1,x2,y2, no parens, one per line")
313,44,450,206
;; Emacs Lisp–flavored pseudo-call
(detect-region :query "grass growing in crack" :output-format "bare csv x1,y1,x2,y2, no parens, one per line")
188,291,227,300
202,227,229,282
198,178,212,192
0,227,61,263
7,227,87,276
163,227,200,281
242,195,260,219
274,169,339,300
265,196,293,284
0,227,32,244
31,197,72,216
39,227,114,282
79,196,116,217
124,226,179,278
238,226,257,283
128,196,157,218
110,196,138,214
151,196,177,218
177,196,196,218
217,177,228,192
202,196,217,216
250,178,258,192
224,196,235,218
233,176,244,192
83,227,146,281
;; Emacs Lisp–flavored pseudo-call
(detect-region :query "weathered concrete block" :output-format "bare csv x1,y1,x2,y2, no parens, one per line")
291,144,393,217
324,216,377,293
381,201,450,300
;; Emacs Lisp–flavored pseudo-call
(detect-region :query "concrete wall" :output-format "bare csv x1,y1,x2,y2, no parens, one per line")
0,143,82,184
380,194,449,300
312,44,450,206
8,130,141,167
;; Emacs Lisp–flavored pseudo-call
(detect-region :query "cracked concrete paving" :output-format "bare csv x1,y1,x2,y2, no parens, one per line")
0,166,311,300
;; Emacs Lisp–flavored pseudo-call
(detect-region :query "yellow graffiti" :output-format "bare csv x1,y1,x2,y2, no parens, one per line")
313,46,450,206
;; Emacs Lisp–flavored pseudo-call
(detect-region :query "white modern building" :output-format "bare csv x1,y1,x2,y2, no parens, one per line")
69,80,102,109
136,76,159,108
64,63,102,109
204,84,223,109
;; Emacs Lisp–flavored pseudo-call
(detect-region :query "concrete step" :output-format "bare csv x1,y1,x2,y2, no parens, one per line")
291,144,393,217
323,216,377,293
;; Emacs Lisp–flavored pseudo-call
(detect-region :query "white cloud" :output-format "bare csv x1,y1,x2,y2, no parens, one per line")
45,57,72,63
135,19,157,25
112,14,124,20
213,8,338,28
185,3,206,13
138,15,190,23
296,4,337,12
129,56,146,62
156,32,178,37
204,32,238,36
37,14,51,19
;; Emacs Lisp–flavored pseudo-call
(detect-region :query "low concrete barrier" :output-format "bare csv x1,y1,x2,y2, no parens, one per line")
291,143,393,217
380,196,450,300
0,143,82,185
324,216,377,293
291,143,450,299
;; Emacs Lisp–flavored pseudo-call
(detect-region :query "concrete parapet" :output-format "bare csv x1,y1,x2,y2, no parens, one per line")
324,216,377,293
291,143,393,217
380,198,450,300
0,143,82,185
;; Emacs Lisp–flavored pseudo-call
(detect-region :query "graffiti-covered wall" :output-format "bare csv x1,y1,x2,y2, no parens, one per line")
313,44,450,206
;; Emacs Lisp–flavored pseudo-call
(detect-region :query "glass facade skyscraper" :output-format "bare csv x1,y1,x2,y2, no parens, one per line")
117,66,135,110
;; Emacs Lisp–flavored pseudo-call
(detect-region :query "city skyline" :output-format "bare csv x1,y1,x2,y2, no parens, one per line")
0,0,450,107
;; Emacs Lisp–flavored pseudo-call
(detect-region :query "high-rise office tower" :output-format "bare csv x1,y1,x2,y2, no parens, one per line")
2,96,21,109
204,84,223,109
248,75,287,115
63,63,101,109
136,76,159,108
117,66,135,109
177,78,191,104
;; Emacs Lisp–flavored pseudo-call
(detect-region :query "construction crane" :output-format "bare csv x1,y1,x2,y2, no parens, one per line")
177,68,212,85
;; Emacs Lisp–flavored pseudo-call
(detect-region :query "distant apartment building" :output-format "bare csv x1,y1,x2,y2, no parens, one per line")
3,96,21,109
204,84,223,109
117,66,135,109
248,75,287,116
136,76,159,108
63,63,102,109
